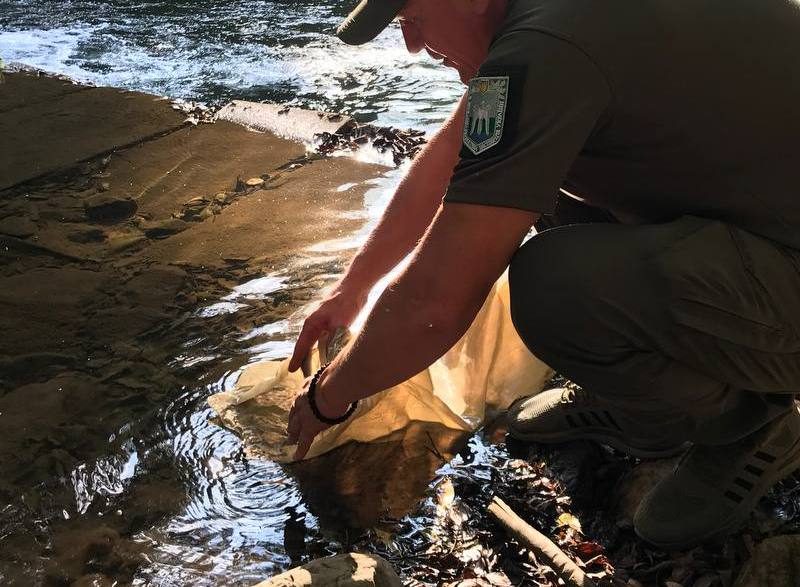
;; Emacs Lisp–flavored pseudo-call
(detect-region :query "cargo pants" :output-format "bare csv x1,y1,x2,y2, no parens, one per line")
509,199,798,446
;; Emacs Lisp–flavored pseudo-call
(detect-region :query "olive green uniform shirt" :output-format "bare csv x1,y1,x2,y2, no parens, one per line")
445,0,800,249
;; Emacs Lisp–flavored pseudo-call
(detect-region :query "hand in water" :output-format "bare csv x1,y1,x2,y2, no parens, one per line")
287,377,348,460
288,287,367,372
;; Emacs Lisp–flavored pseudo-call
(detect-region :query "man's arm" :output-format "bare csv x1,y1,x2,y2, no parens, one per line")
340,94,467,292
288,95,467,371
289,201,539,457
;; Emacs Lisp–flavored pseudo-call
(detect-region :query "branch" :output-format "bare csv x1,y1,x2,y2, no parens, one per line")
487,496,596,587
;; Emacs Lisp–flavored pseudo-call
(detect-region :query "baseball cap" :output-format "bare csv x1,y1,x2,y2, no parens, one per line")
336,0,408,45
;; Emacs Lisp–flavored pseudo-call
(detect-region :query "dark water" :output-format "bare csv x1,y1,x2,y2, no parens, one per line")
0,0,462,130
0,2,471,585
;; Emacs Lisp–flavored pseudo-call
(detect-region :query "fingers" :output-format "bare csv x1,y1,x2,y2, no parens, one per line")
289,318,323,372
287,402,299,443
294,433,314,461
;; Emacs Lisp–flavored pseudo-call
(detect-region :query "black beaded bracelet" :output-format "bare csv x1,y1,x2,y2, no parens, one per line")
307,363,358,425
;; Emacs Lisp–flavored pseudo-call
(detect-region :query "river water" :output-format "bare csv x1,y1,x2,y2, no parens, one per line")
0,0,462,130
0,2,475,585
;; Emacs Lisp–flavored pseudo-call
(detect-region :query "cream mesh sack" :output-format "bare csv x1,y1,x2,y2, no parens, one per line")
208,272,553,462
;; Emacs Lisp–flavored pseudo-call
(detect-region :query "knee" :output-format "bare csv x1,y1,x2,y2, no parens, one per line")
508,224,652,353
509,230,580,350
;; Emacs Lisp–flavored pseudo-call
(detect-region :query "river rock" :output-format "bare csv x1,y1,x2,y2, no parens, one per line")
246,177,265,187
254,553,402,587
612,457,680,528
84,193,137,222
0,215,37,238
734,535,800,586
141,217,188,239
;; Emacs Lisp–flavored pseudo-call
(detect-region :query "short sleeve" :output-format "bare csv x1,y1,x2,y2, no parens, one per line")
444,30,611,214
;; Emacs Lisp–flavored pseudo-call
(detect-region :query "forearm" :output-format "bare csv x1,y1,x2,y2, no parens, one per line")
319,250,487,412
336,96,467,296
314,203,537,416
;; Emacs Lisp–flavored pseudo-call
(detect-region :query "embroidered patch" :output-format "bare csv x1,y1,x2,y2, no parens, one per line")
463,76,509,156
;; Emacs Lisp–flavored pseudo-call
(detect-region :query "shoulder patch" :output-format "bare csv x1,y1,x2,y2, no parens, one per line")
463,76,509,156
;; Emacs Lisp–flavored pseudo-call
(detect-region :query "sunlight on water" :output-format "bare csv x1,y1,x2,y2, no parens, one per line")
0,0,463,130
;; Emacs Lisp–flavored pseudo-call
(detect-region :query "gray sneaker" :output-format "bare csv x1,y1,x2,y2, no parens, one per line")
507,387,689,458
634,404,800,550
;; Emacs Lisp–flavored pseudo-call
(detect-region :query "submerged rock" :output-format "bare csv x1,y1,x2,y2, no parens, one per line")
255,553,402,587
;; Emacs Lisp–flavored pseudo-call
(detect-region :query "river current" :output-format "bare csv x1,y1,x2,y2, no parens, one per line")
0,0,462,130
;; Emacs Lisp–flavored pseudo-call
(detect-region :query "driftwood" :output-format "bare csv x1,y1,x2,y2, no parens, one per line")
488,496,596,587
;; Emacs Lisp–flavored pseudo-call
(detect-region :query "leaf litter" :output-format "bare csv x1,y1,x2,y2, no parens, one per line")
349,382,800,587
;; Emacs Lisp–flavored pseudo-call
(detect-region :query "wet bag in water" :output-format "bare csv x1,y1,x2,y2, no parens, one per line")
207,272,552,462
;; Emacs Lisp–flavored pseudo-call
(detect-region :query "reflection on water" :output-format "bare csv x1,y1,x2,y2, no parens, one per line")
0,0,463,130
0,2,471,583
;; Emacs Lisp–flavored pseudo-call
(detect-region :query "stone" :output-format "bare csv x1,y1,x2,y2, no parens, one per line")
246,177,265,187
84,193,137,223
140,218,188,239
612,457,680,528
254,553,402,587
0,216,37,238
184,196,208,208
0,75,185,191
214,192,230,204
734,535,800,586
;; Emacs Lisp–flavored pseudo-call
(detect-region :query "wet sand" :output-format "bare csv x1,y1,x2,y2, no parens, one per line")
0,70,395,584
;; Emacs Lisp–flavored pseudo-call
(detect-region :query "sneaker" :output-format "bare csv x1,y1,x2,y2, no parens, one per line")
506,387,689,458
634,404,800,549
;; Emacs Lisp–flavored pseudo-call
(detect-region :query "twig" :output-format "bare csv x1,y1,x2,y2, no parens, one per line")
487,496,596,587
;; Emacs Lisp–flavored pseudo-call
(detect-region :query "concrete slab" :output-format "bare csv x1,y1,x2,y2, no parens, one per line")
0,81,186,191
216,101,353,144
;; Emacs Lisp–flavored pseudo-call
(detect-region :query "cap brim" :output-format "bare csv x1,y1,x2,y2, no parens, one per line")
336,0,407,45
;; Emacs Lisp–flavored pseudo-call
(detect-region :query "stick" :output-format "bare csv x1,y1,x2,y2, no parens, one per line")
487,497,596,587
